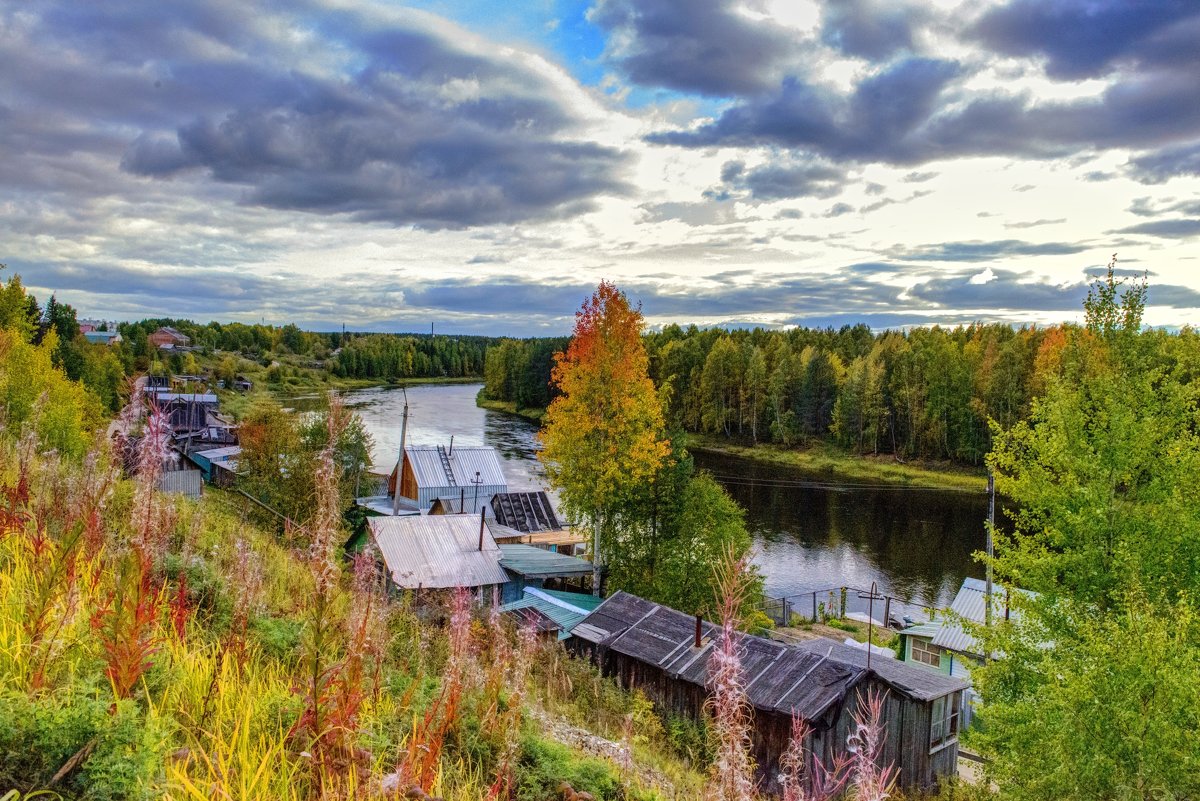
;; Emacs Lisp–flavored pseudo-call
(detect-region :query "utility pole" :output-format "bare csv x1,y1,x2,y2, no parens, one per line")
986,471,995,630
858,582,887,670
391,390,409,516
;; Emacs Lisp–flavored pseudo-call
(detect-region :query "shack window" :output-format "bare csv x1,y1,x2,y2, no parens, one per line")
910,638,940,667
930,693,960,750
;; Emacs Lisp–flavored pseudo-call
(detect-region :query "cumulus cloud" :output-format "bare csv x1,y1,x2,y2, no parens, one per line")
588,0,796,96
4,0,629,230
821,0,924,61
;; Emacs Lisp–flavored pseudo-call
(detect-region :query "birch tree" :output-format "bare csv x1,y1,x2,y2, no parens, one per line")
539,282,670,594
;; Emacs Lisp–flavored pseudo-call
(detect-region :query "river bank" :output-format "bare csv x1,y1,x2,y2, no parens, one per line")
470,389,985,492
476,391,546,421
685,434,987,492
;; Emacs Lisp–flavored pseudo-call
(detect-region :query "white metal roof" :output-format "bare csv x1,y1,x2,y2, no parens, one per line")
405,445,507,489
193,446,241,461
930,577,1035,656
368,514,510,589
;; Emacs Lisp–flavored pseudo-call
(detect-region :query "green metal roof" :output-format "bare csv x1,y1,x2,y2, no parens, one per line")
498,544,594,578
900,622,942,640
499,588,601,638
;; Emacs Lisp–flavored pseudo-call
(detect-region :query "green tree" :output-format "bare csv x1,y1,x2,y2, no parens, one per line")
539,282,671,594
975,265,1200,800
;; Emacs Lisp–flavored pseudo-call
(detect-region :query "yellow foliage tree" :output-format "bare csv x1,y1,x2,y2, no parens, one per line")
538,281,670,594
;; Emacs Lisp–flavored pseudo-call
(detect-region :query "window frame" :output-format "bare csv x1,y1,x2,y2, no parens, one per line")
929,692,961,753
910,637,941,667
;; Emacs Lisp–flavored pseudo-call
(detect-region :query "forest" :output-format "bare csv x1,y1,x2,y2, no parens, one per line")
485,320,1200,466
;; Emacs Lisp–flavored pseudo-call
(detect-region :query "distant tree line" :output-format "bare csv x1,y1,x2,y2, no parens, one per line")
485,321,1200,465
330,333,493,380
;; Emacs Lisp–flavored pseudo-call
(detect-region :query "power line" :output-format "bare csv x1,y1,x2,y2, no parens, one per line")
702,472,987,494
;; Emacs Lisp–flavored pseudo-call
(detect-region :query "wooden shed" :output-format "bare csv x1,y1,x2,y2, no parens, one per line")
569,591,968,794
387,445,508,511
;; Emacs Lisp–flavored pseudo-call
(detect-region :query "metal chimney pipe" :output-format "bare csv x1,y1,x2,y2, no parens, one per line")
478,507,486,551
449,435,454,457
694,615,702,648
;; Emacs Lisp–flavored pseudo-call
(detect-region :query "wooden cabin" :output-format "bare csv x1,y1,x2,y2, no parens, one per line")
386,445,507,512
569,591,968,794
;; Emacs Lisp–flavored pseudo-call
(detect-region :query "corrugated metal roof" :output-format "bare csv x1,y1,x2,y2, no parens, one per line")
899,622,942,640
368,514,511,589
498,544,594,578
193,446,241,461
500,588,601,638
157,469,203,499
930,577,1035,656
149,392,218,404
405,445,507,489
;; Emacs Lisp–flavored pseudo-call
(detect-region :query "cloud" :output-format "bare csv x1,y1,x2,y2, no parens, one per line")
1004,218,1066,229
720,156,850,200
1128,139,1200,183
908,267,1200,312
887,239,1090,262
4,1,629,230
647,57,965,161
821,0,924,61
587,0,796,96
971,0,1200,80
1116,219,1200,239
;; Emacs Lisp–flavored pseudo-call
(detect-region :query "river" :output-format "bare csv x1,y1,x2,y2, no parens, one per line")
308,382,987,613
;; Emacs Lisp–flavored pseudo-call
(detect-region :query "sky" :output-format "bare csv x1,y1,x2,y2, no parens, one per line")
3,0,1199,336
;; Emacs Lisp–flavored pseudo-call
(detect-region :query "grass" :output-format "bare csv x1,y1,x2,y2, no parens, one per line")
683,434,988,492
475,394,546,422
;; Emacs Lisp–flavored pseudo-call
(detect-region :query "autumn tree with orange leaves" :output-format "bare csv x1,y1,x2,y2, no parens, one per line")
539,281,671,595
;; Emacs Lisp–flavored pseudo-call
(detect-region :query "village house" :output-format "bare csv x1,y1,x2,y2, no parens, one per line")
148,326,191,349
898,577,1034,723
366,514,594,599
569,591,968,794
358,443,509,516
499,587,604,640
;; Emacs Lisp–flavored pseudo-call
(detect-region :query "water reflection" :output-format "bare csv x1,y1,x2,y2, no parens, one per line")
692,451,988,608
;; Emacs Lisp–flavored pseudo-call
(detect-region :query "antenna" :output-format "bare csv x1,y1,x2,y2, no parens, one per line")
472,470,482,514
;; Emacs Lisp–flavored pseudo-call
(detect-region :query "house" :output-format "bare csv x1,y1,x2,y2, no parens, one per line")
385,444,507,512
188,445,241,487
367,514,596,598
499,587,604,639
898,577,1032,679
569,591,968,794
83,330,122,346
148,327,191,349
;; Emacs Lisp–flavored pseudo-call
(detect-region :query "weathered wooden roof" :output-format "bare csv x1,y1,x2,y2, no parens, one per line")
793,640,969,701
489,491,562,533
404,445,507,490
368,514,510,589
575,591,970,720
572,591,868,721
